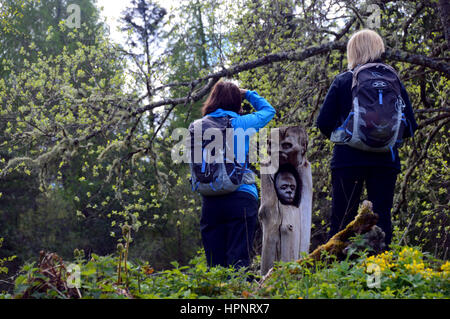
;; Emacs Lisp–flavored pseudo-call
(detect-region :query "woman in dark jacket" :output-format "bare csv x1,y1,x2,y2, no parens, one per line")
198,81,275,268
316,29,418,247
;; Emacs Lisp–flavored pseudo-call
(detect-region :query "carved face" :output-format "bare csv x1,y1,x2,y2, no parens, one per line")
275,172,297,205
279,126,308,167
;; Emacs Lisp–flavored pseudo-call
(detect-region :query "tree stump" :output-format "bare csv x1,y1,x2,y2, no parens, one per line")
258,126,313,276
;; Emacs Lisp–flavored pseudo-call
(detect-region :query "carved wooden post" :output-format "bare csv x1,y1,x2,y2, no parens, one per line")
259,126,313,276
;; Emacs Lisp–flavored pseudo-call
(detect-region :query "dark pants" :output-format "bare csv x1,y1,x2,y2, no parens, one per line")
329,166,398,246
200,191,258,268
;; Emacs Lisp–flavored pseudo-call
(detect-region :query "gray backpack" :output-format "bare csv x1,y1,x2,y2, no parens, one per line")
188,116,255,196
331,63,407,158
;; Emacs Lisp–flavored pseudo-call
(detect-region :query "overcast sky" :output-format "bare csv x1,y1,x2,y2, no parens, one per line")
94,0,177,44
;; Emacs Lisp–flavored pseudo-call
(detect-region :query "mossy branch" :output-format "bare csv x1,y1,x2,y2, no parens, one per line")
307,200,378,262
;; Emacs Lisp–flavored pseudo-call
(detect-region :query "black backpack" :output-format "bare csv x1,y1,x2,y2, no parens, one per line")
188,116,255,196
331,63,407,158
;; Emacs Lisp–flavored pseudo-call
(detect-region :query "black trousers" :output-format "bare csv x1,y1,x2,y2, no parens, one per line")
200,191,258,268
329,166,398,246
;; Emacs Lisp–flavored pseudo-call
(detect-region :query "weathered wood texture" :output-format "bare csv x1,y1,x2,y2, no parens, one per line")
259,126,313,276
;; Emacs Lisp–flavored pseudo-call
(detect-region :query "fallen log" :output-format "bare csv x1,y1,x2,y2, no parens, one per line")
308,200,384,262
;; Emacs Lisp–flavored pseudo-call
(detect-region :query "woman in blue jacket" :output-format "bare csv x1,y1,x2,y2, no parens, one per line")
199,81,275,268
316,30,418,247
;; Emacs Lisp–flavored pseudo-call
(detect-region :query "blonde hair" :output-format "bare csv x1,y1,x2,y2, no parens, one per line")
347,29,385,70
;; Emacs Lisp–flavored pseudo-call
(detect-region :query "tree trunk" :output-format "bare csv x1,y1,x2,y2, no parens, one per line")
438,0,450,49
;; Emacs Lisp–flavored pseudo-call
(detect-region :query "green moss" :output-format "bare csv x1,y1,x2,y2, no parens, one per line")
308,201,378,262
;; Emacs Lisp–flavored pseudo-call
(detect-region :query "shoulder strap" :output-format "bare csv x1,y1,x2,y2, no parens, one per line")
352,62,399,89
223,115,235,130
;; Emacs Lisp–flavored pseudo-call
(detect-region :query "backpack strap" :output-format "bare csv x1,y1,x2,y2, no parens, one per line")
351,62,400,89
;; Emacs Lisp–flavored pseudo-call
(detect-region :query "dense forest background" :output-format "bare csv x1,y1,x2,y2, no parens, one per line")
0,0,448,293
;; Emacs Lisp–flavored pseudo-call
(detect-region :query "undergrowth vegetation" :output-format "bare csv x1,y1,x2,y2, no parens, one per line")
1,244,448,299
0,0,449,301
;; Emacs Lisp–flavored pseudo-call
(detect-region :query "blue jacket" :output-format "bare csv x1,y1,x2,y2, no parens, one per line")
316,68,418,171
206,90,276,199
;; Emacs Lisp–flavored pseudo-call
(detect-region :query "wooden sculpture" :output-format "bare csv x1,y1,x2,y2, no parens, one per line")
259,126,313,276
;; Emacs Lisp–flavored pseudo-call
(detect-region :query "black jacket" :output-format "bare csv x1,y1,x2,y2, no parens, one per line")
316,66,418,171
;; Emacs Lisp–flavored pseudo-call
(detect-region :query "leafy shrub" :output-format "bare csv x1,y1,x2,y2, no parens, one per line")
1,245,448,299
0,238,16,275
261,245,449,299
0,238,16,297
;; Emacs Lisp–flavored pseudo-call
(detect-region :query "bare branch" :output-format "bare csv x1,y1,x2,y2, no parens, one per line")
130,42,449,117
